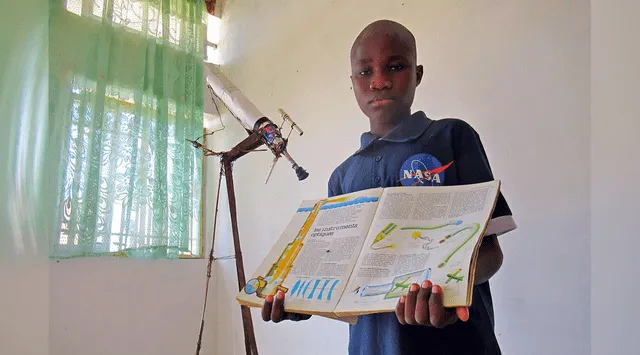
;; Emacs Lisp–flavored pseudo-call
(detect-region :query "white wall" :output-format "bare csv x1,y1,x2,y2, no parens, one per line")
591,1,640,354
211,0,590,354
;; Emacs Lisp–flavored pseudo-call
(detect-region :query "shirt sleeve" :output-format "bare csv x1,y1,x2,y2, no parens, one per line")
328,182,336,198
452,120,517,237
327,169,342,198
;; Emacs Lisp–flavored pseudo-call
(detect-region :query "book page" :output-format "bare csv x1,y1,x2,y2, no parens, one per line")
236,188,384,317
334,180,501,316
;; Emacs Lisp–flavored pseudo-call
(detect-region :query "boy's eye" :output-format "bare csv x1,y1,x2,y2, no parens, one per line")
358,69,372,76
389,63,405,71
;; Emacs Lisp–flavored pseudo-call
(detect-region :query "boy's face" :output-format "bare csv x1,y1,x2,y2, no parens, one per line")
350,31,423,127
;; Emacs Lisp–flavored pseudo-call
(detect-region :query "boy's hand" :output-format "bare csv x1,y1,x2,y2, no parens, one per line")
395,281,469,328
261,290,312,323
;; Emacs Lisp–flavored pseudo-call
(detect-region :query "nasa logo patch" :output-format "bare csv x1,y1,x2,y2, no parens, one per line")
399,153,453,186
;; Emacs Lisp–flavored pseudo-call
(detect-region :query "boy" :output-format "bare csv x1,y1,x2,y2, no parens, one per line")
262,19,517,355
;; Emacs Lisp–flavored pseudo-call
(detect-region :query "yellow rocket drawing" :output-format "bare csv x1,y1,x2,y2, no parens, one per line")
255,196,349,298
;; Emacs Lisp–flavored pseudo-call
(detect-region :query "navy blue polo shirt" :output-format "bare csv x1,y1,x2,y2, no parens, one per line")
328,111,516,355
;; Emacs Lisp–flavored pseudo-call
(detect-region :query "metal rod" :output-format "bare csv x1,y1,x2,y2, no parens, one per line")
195,166,224,355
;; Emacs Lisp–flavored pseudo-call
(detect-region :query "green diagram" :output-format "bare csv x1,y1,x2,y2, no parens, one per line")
436,223,480,268
445,269,464,283
369,220,481,268
353,268,431,299
370,222,398,250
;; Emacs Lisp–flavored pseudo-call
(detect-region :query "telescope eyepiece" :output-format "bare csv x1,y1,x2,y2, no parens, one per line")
295,166,309,181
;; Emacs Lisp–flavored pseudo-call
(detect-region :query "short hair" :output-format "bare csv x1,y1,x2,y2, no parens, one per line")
350,20,417,61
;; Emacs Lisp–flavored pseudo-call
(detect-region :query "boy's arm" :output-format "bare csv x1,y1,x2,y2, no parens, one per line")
452,120,516,283
395,121,515,328
473,235,503,285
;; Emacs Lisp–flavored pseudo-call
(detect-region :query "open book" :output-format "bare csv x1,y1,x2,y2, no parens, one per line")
236,180,503,324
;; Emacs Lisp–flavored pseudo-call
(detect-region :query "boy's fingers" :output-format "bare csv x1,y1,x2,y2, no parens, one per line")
403,283,420,325
414,280,433,326
294,313,312,321
395,296,407,325
285,311,311,322
261,295,274,322
428,285,455,328
271,291,285,323
456,306,469,322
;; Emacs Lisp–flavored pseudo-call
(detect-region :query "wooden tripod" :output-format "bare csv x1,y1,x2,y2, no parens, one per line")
194,133,264,355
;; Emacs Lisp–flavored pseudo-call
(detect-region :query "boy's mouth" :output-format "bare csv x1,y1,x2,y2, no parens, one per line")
370,98,394,107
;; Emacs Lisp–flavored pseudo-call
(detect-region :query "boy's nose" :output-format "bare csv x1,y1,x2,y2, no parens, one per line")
369,74,392,90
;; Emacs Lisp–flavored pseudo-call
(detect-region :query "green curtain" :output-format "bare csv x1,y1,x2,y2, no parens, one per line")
49,0,205,259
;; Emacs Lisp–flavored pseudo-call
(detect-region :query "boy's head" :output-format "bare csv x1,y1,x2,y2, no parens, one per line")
350,20,423,130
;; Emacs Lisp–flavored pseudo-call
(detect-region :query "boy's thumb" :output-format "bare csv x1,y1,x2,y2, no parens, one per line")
456,307,469,322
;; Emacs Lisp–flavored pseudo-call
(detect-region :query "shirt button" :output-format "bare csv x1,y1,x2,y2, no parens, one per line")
375,156,382,162
375,176,381,182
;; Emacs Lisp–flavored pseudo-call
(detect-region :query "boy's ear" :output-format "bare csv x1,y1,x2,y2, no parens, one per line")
416,65,424,85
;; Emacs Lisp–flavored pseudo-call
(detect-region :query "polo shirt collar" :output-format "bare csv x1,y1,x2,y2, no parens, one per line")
358,111,432,152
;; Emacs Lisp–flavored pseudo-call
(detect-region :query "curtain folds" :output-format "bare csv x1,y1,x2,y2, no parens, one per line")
49,0,205,259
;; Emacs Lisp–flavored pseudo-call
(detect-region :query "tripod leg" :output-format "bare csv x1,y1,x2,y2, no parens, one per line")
222,158,259,355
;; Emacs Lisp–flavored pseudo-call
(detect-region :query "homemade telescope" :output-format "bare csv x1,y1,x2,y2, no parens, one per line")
199,62,308,183
192,63,310,355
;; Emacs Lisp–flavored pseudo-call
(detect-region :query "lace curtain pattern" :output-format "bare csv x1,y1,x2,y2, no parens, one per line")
49,0,205,259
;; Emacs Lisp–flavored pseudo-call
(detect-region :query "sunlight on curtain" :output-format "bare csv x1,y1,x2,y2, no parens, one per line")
49,0,205,259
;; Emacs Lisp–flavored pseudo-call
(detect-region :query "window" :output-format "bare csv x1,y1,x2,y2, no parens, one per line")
56,80,204,258
52,0,206,259
65,0,185,45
